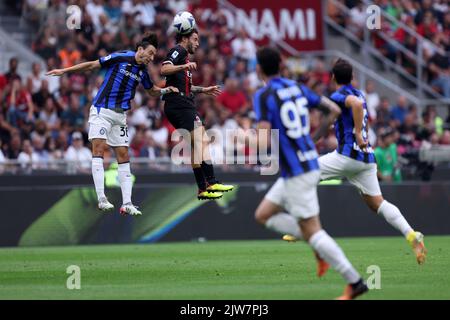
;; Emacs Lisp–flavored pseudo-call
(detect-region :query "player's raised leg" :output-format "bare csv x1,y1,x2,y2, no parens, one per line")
362,193,426,264
91,138,114,211
284,172,366,299
255,179,302,240
196,125,233,194
346,162,427,264
191,125,224,200
114,146,141,216
301,217,368,300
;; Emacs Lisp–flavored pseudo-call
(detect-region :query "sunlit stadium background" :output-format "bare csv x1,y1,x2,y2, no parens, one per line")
0,0,449,300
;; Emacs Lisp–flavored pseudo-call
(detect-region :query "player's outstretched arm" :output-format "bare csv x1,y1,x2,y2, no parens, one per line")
256,121,272,151
160,62,197,76
345,95,367,151
312,96,341,143
191,85,221,96
146,85,179,97
46,60,101,76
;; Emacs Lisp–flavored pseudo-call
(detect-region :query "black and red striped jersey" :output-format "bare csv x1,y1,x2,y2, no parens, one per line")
162,45,192,99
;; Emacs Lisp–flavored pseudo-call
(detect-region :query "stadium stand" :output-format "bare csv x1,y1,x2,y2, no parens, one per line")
0,0,449,180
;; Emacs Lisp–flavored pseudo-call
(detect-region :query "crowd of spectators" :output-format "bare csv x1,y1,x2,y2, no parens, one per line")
0,0,449,180
329,0,450,98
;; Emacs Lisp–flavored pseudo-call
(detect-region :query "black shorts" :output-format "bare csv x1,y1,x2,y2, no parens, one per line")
164,97,202,132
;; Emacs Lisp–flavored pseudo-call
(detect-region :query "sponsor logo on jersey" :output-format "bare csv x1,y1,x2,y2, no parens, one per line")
119,68,140,82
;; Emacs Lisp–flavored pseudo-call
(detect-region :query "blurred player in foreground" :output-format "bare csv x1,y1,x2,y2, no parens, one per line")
47,33,178,216
161,28,234,200
253,47,368,300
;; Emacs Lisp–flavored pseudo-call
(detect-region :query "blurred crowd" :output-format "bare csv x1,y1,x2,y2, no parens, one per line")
329,0,450,98
0,0,449,180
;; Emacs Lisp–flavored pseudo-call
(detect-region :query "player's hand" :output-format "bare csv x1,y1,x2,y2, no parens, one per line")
166,86,179,93
202,85,222,97
183,62,197,71
46,69,65,76
355,133,368,152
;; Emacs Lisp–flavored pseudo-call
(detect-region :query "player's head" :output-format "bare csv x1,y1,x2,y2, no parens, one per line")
256,47,281,78
332,58,353,85
135,32,158,65
176,28,199,54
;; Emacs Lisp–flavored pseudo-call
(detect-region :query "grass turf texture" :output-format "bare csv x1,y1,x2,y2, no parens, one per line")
0,236,449,300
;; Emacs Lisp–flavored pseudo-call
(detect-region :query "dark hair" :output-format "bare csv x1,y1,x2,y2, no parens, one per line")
175,28,198,44
256,47,281,76
332,58,353,85
135,32,158,51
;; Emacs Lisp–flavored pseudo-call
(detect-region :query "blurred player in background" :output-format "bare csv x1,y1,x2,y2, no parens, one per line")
161,29,234,200
317,59,426,264
253,47,368,300
47,33,178,216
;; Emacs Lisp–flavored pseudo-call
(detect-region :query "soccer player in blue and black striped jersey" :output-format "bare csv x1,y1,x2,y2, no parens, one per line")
253,47,368,300
319,59,426,265
47,33,178,216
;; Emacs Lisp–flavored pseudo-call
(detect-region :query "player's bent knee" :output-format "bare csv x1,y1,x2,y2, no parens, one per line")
299,216,322,241
362,194,384,212
254,206,269,224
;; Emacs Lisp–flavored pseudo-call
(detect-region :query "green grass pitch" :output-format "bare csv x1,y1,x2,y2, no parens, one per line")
0,236,449,300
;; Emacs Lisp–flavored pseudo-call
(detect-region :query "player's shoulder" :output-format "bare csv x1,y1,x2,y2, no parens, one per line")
170,45,187,55
254,84,273,100
112,50,135,58
330,89,343,100
102,50,135,64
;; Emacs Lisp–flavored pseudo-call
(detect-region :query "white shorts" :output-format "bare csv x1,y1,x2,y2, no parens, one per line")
319,151,381,196
88,105,129,147
265,170,321,220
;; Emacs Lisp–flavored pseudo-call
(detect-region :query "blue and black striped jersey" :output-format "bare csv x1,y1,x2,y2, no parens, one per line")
330,84,376,163
92,51,153,111
253,77,320,178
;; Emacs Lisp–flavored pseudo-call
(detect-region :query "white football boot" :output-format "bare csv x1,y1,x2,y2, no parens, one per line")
98,197,114,212
119,203,142,216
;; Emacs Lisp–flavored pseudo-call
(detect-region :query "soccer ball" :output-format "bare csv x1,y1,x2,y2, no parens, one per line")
173,11,196,35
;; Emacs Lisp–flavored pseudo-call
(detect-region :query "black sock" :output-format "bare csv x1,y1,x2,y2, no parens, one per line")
193,167,207,191
201,161,217,185
351,278,364,289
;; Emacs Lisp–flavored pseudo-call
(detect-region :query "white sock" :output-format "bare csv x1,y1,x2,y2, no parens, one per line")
309,230,361,284
118,162,133,205
266,213,302,239
377,200,413,237
92,157,105,201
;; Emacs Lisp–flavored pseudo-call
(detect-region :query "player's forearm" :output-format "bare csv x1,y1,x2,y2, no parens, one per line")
63,61,99,74
161,64,185,76
256,122,272,151
313,97,341,143
312,119,332,143
351,102,364,135
191,86,204,93
147,86,177,97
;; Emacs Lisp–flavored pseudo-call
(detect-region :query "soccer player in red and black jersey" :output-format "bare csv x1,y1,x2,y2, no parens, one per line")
161,29,234,200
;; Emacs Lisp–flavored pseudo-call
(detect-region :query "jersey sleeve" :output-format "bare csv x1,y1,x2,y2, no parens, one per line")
140,70,153,90
253,90,270,122
330,91,347,108
300,85,321,109
162,47,186,66
99,52,129,68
